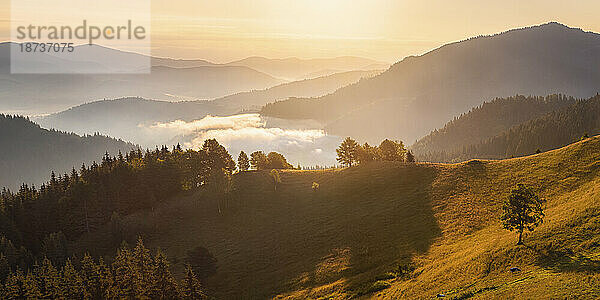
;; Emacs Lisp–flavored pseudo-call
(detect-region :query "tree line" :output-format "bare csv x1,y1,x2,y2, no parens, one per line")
336,137,415,167
0,114,135,190
0,136,299,297
0,238,206,299
411,94,596,162
0,139,235,256
237,150,294,171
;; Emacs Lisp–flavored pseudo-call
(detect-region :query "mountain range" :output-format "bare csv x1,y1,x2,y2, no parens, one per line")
36,70,380,147
261,22,600,143
1,43,384,114
1,43,284,114
225,56,388,81
415,94,600,162
411,94,578,161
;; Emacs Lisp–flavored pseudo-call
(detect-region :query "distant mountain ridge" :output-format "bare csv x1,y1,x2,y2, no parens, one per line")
411,94,577,161
261,22,600,143
0,114,135,190
225,56,388,80
414,94,600,162
0,43,284,114
37,70,380,147
0,42,385,114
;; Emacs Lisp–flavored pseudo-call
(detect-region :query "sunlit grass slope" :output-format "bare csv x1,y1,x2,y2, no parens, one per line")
284,136,600,299
99,136,600,299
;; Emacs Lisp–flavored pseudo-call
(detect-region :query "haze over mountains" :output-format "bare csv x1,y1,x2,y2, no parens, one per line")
416,94,600,162
6,21,600,188
1,43,284,114
411,94,578,162
0,114,135,190
37,71,378,152
1,43,384,114
1,17,600,299
261,22,600,143
225,56,388,81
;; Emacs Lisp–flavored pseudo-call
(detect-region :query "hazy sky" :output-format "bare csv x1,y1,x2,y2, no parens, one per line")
2,0,600,62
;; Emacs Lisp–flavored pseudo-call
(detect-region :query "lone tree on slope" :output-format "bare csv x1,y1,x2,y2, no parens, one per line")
336,137,359,167
501,183,545,245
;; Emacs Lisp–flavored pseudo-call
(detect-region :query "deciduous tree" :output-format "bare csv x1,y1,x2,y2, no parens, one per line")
501,184,545,245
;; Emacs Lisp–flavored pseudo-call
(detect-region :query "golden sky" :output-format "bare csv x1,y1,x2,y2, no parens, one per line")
2,0,600,63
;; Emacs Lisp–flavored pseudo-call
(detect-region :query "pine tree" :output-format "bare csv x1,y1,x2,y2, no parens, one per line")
266,152,293,169
237,151,250,172
336,137,359,167
37,258,61,298
180,265,207,299
80,254,102,299
151,249,179,299
132,237,154,298
97,258,114,299
250,151,269,170
61,259,84,299
112,245,135,298
23,271,42,298
4,269,25,299
379,139,406,162
356,142,380,165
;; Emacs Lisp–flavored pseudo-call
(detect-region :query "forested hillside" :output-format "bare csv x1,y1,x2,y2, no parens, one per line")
261,23,600,143
0,115,135,189
412,94,576,161
416,94,600,162
0,124,599,298
79,136,600,299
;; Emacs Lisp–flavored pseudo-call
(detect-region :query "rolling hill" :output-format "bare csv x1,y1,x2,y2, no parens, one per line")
37,70,380,147
261,22,600,143
0,114,135,190
226,56,388,81
75,135,600,299
415,94,600,162
411,94,577,162
0,43,283,114
211,69,382,111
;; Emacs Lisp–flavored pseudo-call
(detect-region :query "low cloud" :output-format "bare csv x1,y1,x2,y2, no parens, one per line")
148,114,341,167
150,114,264,132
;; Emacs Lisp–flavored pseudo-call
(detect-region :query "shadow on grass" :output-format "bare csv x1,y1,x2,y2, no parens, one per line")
315,162,442,296
534,246,600,273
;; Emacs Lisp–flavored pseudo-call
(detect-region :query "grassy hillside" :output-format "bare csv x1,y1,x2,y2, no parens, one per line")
81,136,600,299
